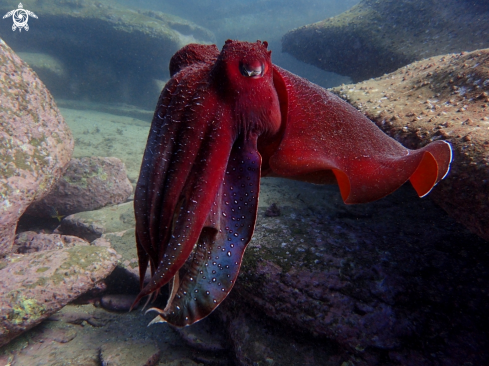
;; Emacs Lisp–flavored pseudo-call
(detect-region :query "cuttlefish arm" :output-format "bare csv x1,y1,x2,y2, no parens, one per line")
132,41,281,326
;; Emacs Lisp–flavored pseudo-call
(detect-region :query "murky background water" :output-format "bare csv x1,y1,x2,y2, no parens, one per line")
118,0,359,87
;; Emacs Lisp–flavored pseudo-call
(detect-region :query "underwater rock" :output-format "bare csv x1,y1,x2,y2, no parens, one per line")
0,38,74,257
0,0,215,109
56,201,135,241
218,302,342,366
331,48,489,242
56,202,144,293
26,156,133,218
13,232,88,254
282,0,489,82
49,306,113,328
231,193,489,364
0,244,118,347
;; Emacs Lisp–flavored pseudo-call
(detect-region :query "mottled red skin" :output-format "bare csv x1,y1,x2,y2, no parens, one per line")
133,40,452,326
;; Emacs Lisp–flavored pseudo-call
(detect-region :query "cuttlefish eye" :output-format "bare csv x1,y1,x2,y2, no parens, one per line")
239,61,264,78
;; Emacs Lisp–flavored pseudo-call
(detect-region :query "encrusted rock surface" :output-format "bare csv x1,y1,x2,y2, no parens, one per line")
56,201,135,241
12,232,88,254
232,189,489,365
26,156,133,218
55,202,142,287
0,0,215,108
331,48,489,242
0,38,73,256
218,301,339,366
282,0,489,81
0,244,118,347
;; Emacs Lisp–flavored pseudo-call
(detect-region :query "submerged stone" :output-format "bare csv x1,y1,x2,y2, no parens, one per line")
0,38,73,256
0,245,118,347
283,0,489,81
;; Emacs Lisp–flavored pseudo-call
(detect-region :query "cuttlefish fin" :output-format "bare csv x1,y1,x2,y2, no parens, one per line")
267,65,453,203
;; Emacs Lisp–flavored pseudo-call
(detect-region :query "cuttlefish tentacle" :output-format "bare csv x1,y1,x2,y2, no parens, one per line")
149,134,262,326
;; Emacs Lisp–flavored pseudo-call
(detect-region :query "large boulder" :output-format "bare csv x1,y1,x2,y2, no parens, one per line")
218,300,341,365
0,0,215,108
282,0,489,82
0,38,73,257
331,48,489,242
229,191,489,365
26,156,133,218
0,243,118,347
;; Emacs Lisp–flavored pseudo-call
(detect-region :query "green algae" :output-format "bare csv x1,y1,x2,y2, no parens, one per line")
63,164,107,188
56,246,109,275
8,294,46,326
13,151,33,172
29,135,47,148
25,277,48,289
103,229,136,263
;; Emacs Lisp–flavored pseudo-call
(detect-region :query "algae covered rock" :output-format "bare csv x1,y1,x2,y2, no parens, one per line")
13,232,88,253
54,202,142,292
26,156,133,218
0,244,118,347
0,0,215,108
0,38,74,256
231,193,489,364
56,201,135,241
282,0,489,81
